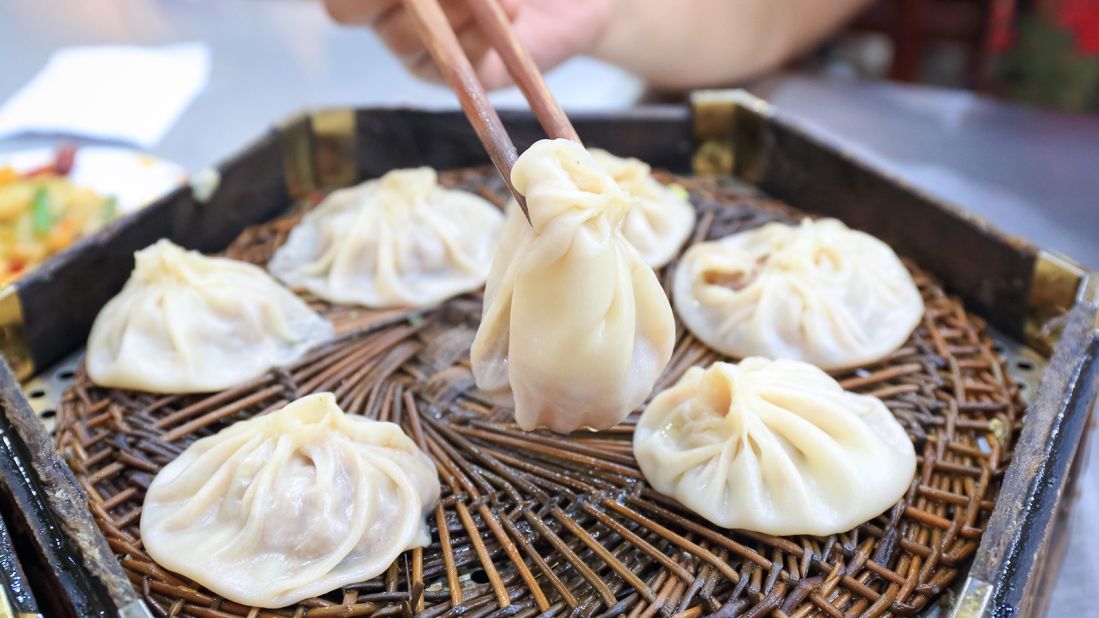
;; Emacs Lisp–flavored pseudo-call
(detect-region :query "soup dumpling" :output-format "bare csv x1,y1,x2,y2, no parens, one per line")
86,240,331,393
140,393,440,608
634,358,916,536
471,139,675,433
269,168,504,308
589,149,695,268
673,218,923,369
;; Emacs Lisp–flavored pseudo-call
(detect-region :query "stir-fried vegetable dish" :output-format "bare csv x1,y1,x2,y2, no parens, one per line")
0,146,119,285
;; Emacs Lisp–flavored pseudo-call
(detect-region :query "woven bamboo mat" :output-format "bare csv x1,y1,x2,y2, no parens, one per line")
55,168,1023,618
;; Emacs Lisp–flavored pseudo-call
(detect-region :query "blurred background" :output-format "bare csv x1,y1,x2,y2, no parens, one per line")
2,0,1097,267
0,0,1096,615
793,0,1098,107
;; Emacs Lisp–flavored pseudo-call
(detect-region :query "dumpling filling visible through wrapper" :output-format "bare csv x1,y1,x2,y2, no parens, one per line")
673,218,924,370
471,139,676,433
140,393,441,608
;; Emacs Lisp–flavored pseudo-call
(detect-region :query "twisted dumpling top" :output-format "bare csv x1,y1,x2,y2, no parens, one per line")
471,139,675,433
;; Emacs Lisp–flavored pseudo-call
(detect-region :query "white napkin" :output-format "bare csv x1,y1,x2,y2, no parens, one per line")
0,43,211,148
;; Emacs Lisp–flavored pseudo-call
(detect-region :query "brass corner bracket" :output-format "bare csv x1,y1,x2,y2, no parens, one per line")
1025,251,1093,354
280,108,358,200
689,89,771,182
949,577,993,618
311,109,358,190
0,286,32,381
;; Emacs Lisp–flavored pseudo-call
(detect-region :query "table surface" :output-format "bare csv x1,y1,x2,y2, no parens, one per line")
1,0,1096,616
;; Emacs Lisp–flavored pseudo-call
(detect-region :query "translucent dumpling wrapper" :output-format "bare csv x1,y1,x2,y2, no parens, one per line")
471,139,676,433
634,358,916,536
86,240,331,393
140,393,441,608
589,149,695,268
673,218,924,369
268,167,504,308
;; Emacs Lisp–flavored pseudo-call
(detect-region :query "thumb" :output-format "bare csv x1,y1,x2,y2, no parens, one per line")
474,1,611,90
475,50,514,91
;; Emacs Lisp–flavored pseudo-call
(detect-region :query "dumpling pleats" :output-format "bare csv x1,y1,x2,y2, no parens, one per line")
471,140,675,433
140,393,440,608
588,148,695,268
674,218,923,369
268,168,503,308
86,240,331,393
634,359,916,536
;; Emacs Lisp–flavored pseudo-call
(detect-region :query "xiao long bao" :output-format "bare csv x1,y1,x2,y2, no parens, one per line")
471,139,676,433
589,148,696,268
140,393,440,609
673,218,924,369
86,240,331,393
268,167,504,308
634,358,916,536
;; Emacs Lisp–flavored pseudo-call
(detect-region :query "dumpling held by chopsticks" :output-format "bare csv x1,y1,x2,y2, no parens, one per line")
471,139,676,433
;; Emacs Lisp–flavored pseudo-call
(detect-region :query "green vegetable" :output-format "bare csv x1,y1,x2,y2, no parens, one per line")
31,187,52,236
101,196,118,221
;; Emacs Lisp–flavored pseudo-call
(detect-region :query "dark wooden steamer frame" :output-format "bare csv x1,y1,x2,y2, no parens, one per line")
0,91,1093,618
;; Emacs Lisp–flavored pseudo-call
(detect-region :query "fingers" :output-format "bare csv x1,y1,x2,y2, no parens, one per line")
325,0,479,56
376,0,477,57
476,0,600,90
474,52,511,91
407,19,491,83
323,0,398,26
323,0,544,91
468,0,523,89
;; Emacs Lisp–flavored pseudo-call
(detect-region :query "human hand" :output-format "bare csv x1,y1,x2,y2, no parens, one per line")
323,0,614,89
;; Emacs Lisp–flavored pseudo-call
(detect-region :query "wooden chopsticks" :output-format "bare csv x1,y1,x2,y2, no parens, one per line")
463,0,579,143
401,0,581,218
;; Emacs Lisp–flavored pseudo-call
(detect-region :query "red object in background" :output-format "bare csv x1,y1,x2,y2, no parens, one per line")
51,144,76,175
850,0,1016,89
26,144,77,177
990,0,1017,51
1056,0,1099,54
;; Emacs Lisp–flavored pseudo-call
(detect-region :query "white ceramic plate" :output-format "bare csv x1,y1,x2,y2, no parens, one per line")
0,146,186,214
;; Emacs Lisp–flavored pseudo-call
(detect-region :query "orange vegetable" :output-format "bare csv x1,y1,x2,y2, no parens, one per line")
0,167,16,189
45,218,78,252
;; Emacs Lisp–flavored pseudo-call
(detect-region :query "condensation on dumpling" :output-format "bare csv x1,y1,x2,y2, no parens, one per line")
588,149,696,268
634,358,916,536
268,168,504,308
673,218,924,369
86,240,331,393
140,393,440,609
470,139,676,433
